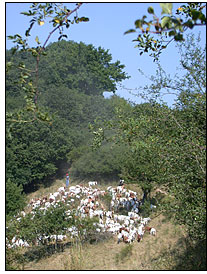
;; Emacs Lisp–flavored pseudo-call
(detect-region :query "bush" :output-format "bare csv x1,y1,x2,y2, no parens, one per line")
6,246,26,270
6,179,26,218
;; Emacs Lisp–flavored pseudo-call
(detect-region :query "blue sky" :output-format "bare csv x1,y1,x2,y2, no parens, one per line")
5,2,206,106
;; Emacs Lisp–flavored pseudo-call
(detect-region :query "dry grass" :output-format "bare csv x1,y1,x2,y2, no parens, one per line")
26,179,64,202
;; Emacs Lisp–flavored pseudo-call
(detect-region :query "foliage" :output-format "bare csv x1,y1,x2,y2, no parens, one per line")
6,38,129,192
6,1,129,221
124,3,206,60
6,1,129,126
92,34,206,244
6,179,26,218
92,102,167,193
6,40,129,101
134,33,206,105
70,142,128,180
6,199,100,270
6,3,206,270
139,200,152,218
6,246,26,270
6,116,73,190
38,40,129,96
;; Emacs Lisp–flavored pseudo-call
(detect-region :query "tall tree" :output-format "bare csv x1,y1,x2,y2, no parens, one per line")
92,33,206,247
37,40,129,96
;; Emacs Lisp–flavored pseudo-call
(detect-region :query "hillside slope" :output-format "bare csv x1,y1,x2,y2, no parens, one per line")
20,179,192,270
24,214,188,270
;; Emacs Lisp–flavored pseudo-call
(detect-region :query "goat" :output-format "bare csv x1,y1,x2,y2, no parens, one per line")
53,191,60,199
137,224,145,240
9,181,157,249
49,193,55,203
123,235,130,243
20,211,26,217
141,217,151,225
150,227,156,236
117,232,123,244
137,234,142,242
88,181,97,187
144,226,152,232
117,185,124,194
58,186,65,195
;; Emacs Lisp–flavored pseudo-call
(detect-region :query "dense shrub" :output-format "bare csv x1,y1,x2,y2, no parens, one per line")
6,179,26,218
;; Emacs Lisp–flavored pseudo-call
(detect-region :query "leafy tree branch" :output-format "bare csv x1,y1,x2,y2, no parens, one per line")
124,3,206,61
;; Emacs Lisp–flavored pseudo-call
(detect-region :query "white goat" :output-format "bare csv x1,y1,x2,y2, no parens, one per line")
88,181,97,187
150,227,156,236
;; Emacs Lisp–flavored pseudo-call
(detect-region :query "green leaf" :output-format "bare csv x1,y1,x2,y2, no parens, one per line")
198,12,206,23
160,3,173,15
174,32,184,41
169,30,176,36
78,17,89,22
184,19,194,29
191,10,200,21
161,16,172,29
138,36,143,42
20,12,31,16
6,62,13,73
7,35,15,40
147,6,154,14
135,19,142,29
35,36,40,44
124,29,136,35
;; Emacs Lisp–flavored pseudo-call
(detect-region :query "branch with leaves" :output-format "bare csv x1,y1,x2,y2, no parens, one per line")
124,3,206,61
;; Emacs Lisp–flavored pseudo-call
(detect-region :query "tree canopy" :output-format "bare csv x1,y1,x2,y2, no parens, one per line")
6,39,129,212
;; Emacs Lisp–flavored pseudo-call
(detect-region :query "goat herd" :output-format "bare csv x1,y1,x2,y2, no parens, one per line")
6,181,156,249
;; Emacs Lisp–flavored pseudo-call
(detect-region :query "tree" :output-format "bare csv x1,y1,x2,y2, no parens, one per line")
6,38,129,193
6,115,73,191
37,40,129,96
91,33,206,248
6,32,130,191
6,40,129,136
